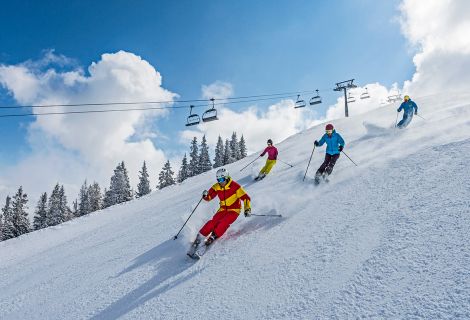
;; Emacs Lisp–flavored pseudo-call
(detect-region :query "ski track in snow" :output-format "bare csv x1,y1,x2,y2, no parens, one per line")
1,93,470,319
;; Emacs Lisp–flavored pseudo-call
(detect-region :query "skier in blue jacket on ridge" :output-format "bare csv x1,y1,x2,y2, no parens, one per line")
313,123,345,184
397,95,418,129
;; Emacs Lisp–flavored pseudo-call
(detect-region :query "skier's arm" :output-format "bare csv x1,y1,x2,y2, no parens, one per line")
274,147,278,159
203,186,217,201
413,101,418,114
260,147,267,157
397,103,404,112
337,134,345,148
317,135,326,146
236,187,251,210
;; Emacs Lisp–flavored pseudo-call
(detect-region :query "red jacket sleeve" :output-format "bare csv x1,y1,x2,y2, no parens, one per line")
260,147,267,156
203,185,218,201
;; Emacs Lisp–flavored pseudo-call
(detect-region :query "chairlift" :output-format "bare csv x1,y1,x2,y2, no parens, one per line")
294,94,306,108
309,89,322,105
347,92,356,103
185,105,200,126
360,87,370,99
202,98,219,122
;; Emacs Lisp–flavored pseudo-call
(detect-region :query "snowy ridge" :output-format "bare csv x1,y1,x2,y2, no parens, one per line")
1,93,470,319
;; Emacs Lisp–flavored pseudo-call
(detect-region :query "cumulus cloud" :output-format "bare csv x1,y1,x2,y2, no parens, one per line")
400,0,470,95
0,51,177,202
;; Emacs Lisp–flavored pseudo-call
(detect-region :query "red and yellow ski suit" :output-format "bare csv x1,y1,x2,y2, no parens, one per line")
200,178,251,238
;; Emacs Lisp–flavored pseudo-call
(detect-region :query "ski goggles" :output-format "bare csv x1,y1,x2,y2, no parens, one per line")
217,177,227,183
325,129,333,134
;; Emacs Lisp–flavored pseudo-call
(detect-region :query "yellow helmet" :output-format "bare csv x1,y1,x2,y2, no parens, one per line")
404,95,410,101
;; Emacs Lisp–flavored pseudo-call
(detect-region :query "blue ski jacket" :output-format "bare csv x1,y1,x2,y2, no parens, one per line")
397,99,418,114
317,130,345,155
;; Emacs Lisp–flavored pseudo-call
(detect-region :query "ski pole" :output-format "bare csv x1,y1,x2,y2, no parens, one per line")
302,145,316,181
251,213,283,217
240,156,261,172
277,159,294,168
395,112,399,128
173,197,203,240
416,114,426,121
341,150,358,167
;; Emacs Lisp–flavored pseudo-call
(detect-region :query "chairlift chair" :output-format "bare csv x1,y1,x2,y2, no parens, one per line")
294,94,307,108
309,89,322,105
202,98,219,122
185,105,200,127
347,92,356,103
360,87,370,99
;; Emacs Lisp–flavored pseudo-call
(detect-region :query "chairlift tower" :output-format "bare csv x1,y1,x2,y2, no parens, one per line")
333,79,357,117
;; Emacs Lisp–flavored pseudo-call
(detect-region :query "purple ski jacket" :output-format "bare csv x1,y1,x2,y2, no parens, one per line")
260,146,278,160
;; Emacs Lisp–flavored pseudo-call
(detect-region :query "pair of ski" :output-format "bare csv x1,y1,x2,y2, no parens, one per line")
254,174,266,181
314,173,330,185
187,235,214,260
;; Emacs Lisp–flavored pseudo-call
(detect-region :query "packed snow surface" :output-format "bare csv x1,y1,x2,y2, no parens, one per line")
1,93,470,319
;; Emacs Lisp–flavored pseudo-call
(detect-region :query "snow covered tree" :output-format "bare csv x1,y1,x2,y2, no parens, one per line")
0,209,3,241
223,138,232,165
59,185,73,222
72,199,78,217
78,180,91,216
177,153,190,183
104,161,133,207
11,186,30,236
88,182,102,212
33,192,48,230
1,196,14,240
188,137,199,177
136,161,151,198
239,134,247,159
199,135,212,173
230,132,241,161
47,184,66,226
158,160,175,189
213,136,224,168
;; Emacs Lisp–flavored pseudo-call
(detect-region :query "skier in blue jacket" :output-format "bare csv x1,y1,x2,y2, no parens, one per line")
314,123,345,184
397,95,418,128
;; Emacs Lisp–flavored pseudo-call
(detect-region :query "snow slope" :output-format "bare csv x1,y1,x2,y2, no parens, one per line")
1,93,470,319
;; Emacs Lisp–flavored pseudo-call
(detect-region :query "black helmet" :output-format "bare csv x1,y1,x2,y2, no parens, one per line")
267,139,273,145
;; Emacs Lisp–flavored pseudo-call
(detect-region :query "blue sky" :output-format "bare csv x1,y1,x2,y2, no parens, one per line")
0,0,428,200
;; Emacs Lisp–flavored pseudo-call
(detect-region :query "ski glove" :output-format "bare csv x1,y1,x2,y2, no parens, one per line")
244,208,251,217
415,111,418,115
338,145,344,152
314,140,319,146
397,108,400,112
202,190,209,198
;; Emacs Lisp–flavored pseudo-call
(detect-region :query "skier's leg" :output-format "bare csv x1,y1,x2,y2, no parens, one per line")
402,112,413,127
259,159,270,175
263,160,276,175
212,211,239,238
325,154,340,175
397,113,408,128
316,154,332,176
199,211,224,236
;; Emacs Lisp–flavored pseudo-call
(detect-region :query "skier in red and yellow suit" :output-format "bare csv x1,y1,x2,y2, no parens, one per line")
199,168,251,244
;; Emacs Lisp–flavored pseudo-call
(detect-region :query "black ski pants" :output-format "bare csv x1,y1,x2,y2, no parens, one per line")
316,153,340,176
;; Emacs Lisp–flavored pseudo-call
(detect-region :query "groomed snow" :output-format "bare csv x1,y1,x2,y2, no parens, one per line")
1,93,470,319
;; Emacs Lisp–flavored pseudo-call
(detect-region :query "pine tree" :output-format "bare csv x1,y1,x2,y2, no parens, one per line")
188,137,199,177
33,192,48,230
230,132,241,161
78,180,91,216
47,184,65,226
11,186,30,236
223,138,231,165
88,182,102,212
59,185,73,221
104,161,134,207
177,153,190,183
72,199,78,217
0,209,3,241
158,160,175,189
136,161,151,198
239,134,247,159
1,196,14,240
199,135,212,173
213,136,224,168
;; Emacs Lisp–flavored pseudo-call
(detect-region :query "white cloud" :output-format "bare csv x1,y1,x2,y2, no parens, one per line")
201,81,233,101
325,83,401,120
400,0,470,95
0,51,177,203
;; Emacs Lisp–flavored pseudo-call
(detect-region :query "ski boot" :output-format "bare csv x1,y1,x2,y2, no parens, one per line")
255,173,266,181
314,173,322,185
204,233,217,246
187,234,202,258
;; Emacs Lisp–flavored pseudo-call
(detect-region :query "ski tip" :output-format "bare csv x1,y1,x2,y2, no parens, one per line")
187,253,200,260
